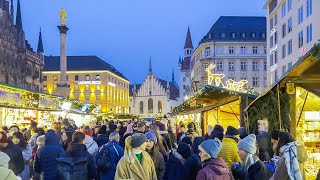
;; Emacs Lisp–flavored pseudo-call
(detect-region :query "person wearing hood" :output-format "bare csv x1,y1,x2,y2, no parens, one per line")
270,132,302,180
145,130,166,180
56,132,97,180
185,137,205,180
12,132,33,180
0,131,24,176
0,152,22,180
115,133,157,180
197,139,233,180
164,142,191,180
159,123,174,151
218,126,241,168
34,131,64,180
84,134,99,157
94,125,109,147
232,134,271,180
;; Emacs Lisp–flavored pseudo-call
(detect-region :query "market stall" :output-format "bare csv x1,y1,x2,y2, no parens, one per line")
244,44,320,179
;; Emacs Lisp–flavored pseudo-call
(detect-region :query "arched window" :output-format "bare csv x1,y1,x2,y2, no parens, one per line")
158,100,162,113
148,98,153,113
140,101,143,114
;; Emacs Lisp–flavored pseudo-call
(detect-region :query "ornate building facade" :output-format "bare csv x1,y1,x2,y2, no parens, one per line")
130,60,179,118
0,0,43,91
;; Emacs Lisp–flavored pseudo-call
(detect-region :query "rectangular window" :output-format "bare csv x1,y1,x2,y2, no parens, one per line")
240,61,246,71
85,85,89,91
264,77,267,87
252,77,258,87
252,61,259,71
282,44,286,59
282,23,286,38
264,61,267,71
288,39,293,55
264,47,267,54
85,94,89,101
228,61,235,71
204,78,208,85
274,32,278,44
85,75,90,81
253,47,258,54
229,46,234,54
270,54,274,66
307,0,312,17
274,50,278,64
240,47,246,54
307,24,312,43
288,17,292,33
282,2,286,17
183,77,186,82
298,6,304,24
75,75,79,81
53,76,57,81
217,62,223,71
288,62,293,70
288,0,292,11
270,17,274,30
298,31,304,48
282,65,287,75
43,76,47,81
275,70,278,82
205,47,211,57
43,85,47,91
204,62,209,69
96,94,100,101
75,85,79,91
274,13,278,26
270,36,274,48
96,75,100,81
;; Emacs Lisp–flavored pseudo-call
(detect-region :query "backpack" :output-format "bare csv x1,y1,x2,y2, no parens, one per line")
96,142,119,172
56,156,88,180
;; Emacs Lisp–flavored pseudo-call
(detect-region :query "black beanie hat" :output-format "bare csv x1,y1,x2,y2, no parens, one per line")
271,130,280,140
131,133,147,148
177,143,191,159
226,126,239,136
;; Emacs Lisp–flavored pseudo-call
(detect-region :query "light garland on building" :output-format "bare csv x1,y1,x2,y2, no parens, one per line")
206,64,248,92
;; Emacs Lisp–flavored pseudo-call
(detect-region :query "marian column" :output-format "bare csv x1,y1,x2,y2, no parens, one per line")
54,8,70,98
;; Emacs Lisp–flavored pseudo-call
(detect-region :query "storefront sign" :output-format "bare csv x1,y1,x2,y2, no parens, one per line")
39,96,60,109
206,64,248,92
258,119,269,132
78,81,101,85
286,83,295,95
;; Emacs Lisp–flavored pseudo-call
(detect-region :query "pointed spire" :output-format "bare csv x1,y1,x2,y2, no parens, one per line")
10,0,14,24
37,28,44,53
184,26,193,49
172,68,175,82
15,0,23,31
149,56,152,74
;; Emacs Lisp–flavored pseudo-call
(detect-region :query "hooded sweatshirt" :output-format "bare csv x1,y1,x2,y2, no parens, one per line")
84,135,98,156
0,152,21,180
196,158,232,180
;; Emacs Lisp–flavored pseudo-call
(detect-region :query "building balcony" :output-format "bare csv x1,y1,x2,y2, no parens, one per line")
196,53,267,61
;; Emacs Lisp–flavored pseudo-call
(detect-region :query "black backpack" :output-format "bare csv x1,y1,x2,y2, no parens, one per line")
96,143,119,172
56,156,88,180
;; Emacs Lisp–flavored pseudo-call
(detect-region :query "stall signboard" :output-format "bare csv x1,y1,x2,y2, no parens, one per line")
0,89,23,106
39,96,60,110
23,93,39,108
258,119,269,133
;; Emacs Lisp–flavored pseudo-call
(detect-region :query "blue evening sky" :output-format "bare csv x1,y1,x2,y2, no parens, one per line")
21,0,266,84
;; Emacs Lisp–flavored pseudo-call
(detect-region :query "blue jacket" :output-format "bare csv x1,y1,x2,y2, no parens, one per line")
164,150,187,180
99,140,124,180
34,132,64,180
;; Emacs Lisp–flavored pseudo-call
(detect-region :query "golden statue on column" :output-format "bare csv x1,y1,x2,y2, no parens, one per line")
59,8,67,25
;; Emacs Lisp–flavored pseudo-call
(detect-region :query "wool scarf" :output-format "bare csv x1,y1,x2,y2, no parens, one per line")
279,142,302,180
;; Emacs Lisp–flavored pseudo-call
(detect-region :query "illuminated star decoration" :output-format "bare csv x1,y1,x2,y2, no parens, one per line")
206,64,248,92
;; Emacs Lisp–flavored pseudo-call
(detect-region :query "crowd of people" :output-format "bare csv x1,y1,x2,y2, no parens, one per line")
0,118,319,180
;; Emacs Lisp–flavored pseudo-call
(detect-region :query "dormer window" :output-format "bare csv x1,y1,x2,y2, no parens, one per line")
261,33,266,38
221,33,226,38
231,32,236,38
251,32,256,38
208,33,212,39
241,33,246,38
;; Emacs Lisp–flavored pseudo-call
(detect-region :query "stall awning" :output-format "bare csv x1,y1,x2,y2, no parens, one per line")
244,44,320,112
173,85,257,115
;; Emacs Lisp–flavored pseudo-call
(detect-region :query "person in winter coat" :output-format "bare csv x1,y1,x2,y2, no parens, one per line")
197,139,233,180
34,131,64,180
120,123,133,148
159,123,175,151
0,152,22,180
218,126,241,168
210,125,224,141
115,133,157,180
145,130,166,180
57,132,97,180
167,125,177,147
12,132,33,180
232,134,271,180
98,132,124,180
0,131,24,175
204,125,214,140
84,134,99,156
28,127,39,152
256,131,270,161
164,143,191,180
61,131,73,151
94,125,109,147
24,120,38,141
185,137,205,180
151,125,169,161
270,132,302,180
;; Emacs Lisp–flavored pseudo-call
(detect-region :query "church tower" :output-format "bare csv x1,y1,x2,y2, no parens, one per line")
37,28,44,65
15,0,26,49
184,26,193,58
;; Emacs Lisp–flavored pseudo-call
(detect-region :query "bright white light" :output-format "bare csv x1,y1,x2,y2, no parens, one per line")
184,96,189,100
61,102,72,110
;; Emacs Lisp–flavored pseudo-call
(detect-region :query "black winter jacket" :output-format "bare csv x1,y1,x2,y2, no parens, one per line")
164,149,187,180
1,140,24,175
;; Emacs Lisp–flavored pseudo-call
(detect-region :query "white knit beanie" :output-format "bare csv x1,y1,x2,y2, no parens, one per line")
237,134,256,154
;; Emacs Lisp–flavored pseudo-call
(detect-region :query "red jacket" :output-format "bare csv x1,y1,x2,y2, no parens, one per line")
196,158,233,180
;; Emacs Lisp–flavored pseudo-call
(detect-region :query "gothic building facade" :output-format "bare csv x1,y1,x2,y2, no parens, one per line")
0,0,43,91
129,60,179,118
